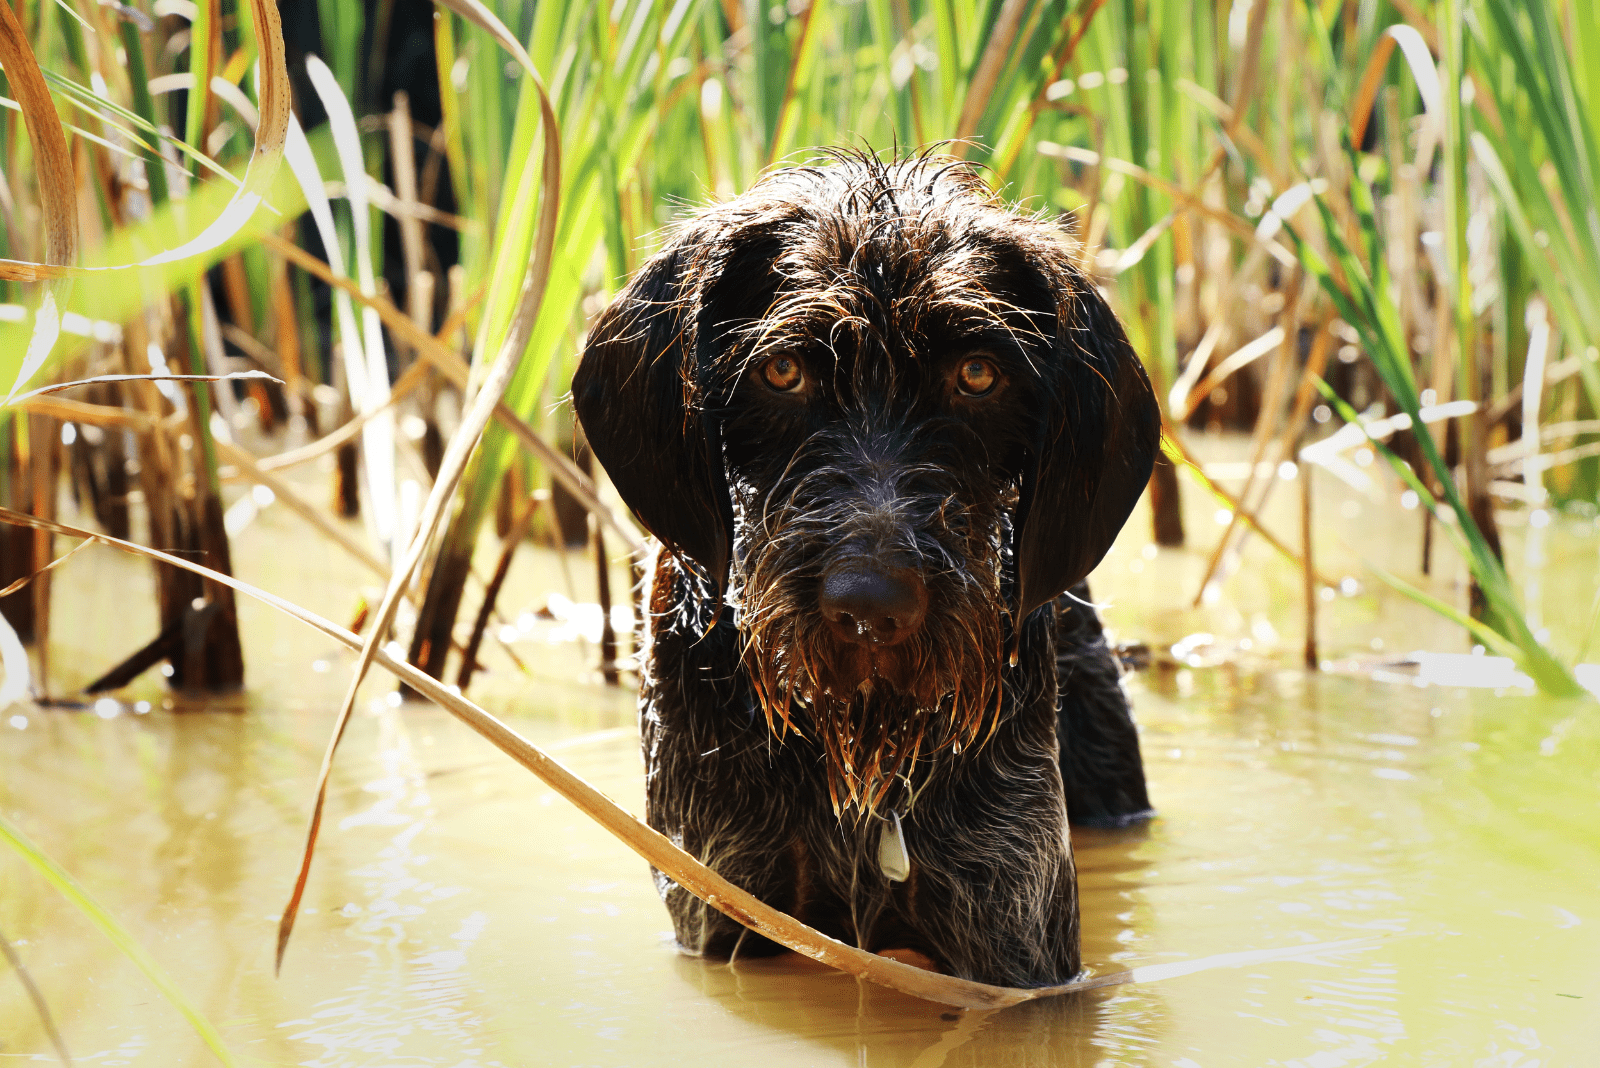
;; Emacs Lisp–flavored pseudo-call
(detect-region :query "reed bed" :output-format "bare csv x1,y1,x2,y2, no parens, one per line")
3,0,1593,706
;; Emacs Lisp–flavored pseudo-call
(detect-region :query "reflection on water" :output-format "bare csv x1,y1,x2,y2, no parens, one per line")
2,453,1597,1065
280,708,496,1065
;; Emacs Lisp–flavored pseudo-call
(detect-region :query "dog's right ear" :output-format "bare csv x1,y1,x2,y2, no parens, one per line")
572,231,733,592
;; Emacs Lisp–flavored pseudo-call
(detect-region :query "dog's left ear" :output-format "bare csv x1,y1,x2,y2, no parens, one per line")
1014,275,1161,620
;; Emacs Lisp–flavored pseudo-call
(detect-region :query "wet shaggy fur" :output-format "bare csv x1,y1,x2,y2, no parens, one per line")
572,152,1160,987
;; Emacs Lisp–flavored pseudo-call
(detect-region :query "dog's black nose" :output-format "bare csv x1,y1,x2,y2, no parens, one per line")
819,564,927,646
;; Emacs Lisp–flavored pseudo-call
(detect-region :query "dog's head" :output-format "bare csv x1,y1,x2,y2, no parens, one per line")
574,152,1158,808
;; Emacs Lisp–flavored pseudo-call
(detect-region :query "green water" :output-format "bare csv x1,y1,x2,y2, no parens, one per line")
1,451,1596,1065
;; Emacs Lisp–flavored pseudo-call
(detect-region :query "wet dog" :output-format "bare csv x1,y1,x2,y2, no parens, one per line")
572,152,1159,987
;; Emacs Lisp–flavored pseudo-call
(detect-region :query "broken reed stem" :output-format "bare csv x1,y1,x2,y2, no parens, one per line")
268,230,308,427
254,356,434,473
0,538,91,598
1190,268,1306,606
991,0,1106,180
1163,432,1341,591
17,395,160,430
1189,308,1336,606
25,415,53,697
955,0,1029,146
277,4,568,976
389,91,427,305
0,507,1031,1008
212,438,391,580
457,492,542,693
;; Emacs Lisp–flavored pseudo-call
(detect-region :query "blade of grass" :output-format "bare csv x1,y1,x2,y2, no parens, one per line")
953,0,1030,147
992,0,1107,180
13,396,157,430
0,811,237,1066
1163,432,1340,589
765,0,821,165
1438,0,1504,636
119,6,169,204
47,72,242,187
256,356,434,472
0,5,75,270
1362,560,1523,660
0,538,93,597
183,0,220,153
1308,375,1583,694
5,369,279,408
280,114,389,550
0,157,309,389
211,439,391,580
955,0,1029,146
456,492,541,693
1035,142,1297,264
1473,134,1600,384
0,0,287,286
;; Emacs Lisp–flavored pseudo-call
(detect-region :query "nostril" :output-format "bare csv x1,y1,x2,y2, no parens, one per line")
818,564,928,646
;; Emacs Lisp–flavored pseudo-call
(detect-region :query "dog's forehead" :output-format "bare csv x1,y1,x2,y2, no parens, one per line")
761,162,1017,280
722,158,1063,362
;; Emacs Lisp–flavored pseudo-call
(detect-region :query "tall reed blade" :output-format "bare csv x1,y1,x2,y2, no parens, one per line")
281,116,391,550
305,56,399,554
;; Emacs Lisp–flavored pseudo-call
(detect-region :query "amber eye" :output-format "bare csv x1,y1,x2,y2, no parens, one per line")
956,357,998,397
761,354,805,393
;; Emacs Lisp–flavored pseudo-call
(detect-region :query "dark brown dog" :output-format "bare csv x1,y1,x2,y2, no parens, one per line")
573,151,1159,987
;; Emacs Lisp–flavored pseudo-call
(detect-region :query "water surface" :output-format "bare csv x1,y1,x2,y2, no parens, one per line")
2,453,1596,1065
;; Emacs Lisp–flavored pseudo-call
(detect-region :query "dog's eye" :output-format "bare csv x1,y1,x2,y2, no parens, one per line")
761,355,805,393
956,357,998,398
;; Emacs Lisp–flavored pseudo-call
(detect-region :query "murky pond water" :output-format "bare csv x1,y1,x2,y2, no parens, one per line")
3,450,1597,1065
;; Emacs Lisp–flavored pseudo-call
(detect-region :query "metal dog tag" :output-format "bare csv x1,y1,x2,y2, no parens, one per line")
878,811,911,883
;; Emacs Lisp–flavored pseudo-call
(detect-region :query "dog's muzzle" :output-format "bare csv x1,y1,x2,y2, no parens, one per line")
818,561,928,647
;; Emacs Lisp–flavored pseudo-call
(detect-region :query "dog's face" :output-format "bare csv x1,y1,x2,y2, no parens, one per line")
574,153,1159,808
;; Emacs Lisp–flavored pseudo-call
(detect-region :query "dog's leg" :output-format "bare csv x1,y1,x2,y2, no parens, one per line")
1053,581,1155,828
644,765,815,960
645,713,817,959
639,556,853,961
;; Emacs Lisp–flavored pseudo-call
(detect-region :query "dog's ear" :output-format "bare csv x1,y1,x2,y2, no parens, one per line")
572,228,735,592
1014,276,1161,619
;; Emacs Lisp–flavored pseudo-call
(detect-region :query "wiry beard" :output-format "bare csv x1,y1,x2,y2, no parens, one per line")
730,480,1012,815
